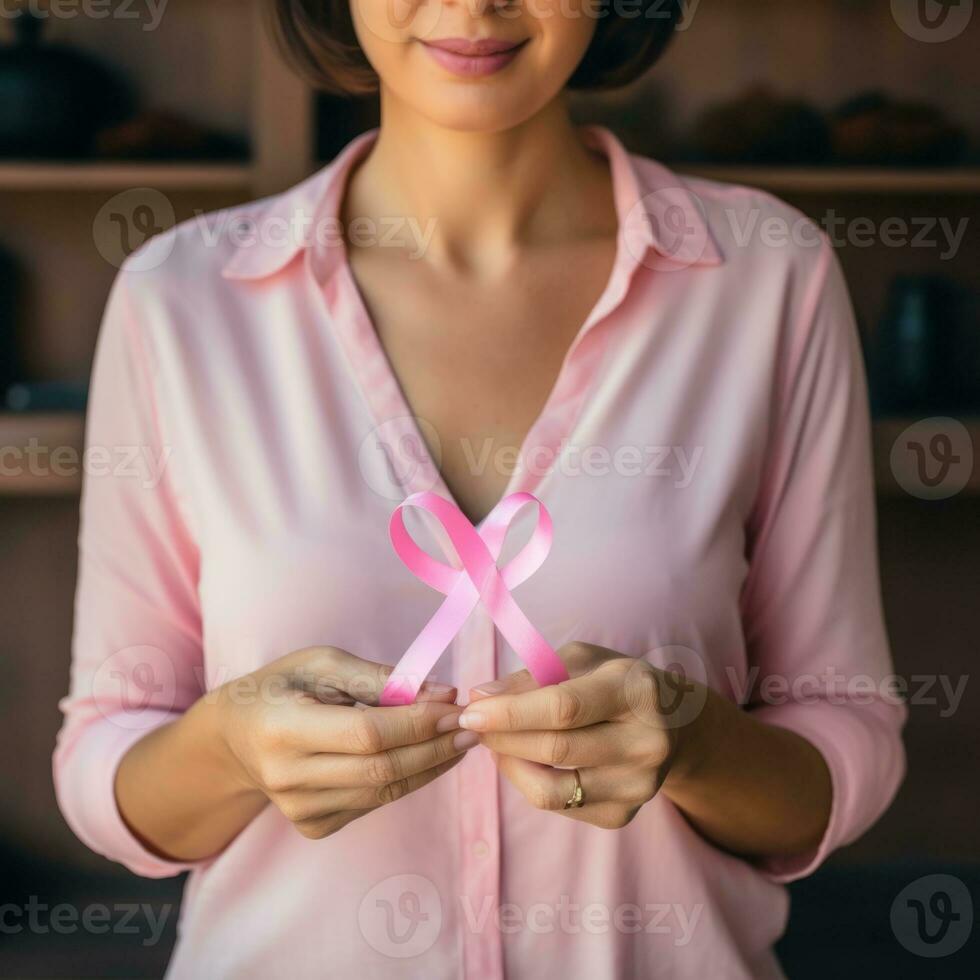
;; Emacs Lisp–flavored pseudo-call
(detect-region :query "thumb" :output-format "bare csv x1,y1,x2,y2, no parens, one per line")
280,646,457,706
469,668,536,703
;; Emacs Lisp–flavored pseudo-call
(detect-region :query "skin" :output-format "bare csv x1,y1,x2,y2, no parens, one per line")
466,644,831,855
117,647,475,856
114,0,832,862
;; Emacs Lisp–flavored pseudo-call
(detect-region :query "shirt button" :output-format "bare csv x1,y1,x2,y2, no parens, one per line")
473,840,490,858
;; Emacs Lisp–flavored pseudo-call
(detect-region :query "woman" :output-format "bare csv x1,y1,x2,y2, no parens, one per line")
54,1,906,976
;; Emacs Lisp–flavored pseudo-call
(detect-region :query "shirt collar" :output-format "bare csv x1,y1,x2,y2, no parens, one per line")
220,126,723,282
582,125,725,270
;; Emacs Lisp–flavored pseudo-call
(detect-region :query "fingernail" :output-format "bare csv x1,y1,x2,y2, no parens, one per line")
453,730,480,751
458,711,486,731
435,712,461,733
473,680,507,695
422,682,456,694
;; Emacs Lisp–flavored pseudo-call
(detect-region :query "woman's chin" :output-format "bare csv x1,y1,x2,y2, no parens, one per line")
407,88,551,135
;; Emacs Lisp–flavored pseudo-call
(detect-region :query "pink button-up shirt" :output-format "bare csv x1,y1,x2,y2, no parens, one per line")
55,127,905,979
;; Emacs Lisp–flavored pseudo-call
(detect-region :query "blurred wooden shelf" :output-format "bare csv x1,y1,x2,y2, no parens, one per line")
0,162,253,192
0,413,85,497
678,166,980,195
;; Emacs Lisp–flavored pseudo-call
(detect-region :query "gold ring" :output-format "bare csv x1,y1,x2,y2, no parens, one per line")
563,769,585,809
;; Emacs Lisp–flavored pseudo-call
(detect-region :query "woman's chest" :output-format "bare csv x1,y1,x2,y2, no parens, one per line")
194,478,749,694
347,238,618,525
162,262,768,691
181,342,752,694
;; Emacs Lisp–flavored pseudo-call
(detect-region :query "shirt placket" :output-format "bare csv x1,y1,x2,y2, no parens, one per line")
454,605,503,980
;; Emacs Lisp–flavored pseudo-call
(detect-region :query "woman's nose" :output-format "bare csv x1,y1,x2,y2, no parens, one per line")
433,0,517,18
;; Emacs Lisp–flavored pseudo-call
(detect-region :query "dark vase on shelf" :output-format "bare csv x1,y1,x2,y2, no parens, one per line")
0,245,20,394
0,11,134,158
871,276,962,416
316,93,380,163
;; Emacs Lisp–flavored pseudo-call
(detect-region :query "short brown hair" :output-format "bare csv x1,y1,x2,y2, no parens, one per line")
269,0,683,96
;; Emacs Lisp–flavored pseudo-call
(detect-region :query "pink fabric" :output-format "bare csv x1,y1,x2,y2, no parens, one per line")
54,127,905,979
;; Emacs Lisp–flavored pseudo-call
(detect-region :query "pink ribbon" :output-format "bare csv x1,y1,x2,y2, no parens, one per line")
379,491,569,706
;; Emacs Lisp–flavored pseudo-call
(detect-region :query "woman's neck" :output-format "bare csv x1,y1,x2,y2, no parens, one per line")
342,93,618,276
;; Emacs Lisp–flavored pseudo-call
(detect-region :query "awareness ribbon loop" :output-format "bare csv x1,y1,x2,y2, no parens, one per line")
379,491,569,706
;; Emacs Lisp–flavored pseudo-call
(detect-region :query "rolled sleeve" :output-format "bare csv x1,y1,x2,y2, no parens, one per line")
53,264,210,878
751,699,905,883
739,234,907,883
54,709,207,878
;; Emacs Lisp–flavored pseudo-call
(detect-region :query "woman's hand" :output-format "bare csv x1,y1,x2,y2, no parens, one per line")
462,641,833,859
209,646,476,841
461,642,706,830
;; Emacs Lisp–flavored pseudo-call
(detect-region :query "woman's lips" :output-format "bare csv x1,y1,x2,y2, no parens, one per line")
420,37,527,78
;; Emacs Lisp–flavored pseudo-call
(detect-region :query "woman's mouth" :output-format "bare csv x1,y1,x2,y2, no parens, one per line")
420,37,528,78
